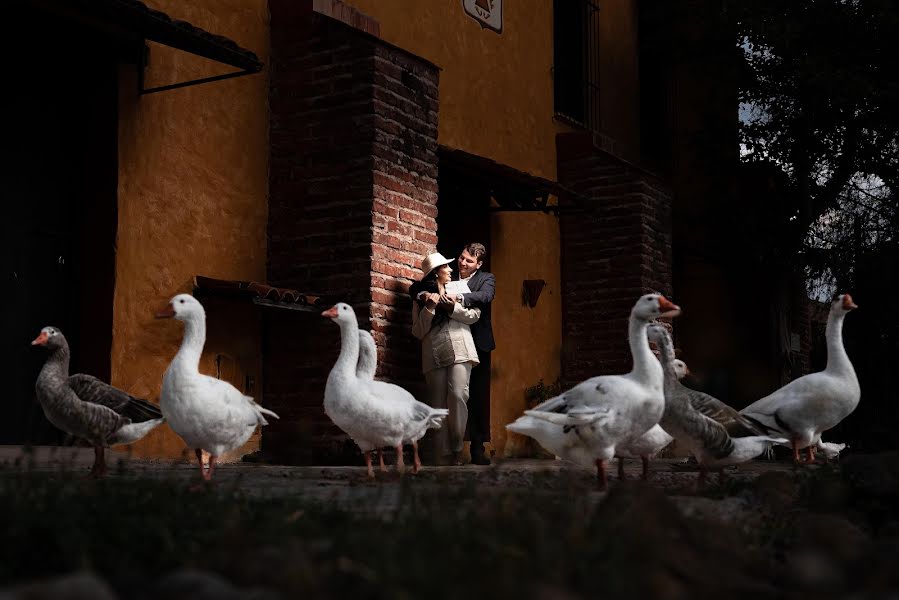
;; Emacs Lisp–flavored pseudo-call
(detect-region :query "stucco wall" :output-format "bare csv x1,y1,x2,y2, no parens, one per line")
489,212,562,456
347,0,558,179
343,1,564,457
112,0,270,458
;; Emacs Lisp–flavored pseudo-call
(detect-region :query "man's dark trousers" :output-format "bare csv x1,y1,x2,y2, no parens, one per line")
459,269,495,462
467,349,491,453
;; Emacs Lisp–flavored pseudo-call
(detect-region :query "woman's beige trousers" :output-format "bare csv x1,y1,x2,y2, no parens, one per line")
424,362,473,457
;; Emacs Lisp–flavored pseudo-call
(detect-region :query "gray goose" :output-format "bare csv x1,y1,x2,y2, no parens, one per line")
647,325,786,486
32,326,164,477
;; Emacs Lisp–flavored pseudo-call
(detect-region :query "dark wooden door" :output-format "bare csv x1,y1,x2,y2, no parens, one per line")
2,13,118,445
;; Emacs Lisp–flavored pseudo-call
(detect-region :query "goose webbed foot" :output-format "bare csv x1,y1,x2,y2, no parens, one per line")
377,449,388,473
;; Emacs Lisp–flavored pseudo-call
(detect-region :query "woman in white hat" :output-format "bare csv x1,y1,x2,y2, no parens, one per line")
410,252,481,465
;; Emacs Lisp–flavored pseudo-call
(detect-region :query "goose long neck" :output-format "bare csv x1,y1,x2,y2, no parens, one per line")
655,334,679,386
39,343,70,388
334,319,360,376
629,314,658,380
825,309,849,372
174,315,206,372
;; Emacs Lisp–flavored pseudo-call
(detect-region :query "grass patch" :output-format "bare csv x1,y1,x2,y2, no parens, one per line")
0,470,609,598
4,459,899,598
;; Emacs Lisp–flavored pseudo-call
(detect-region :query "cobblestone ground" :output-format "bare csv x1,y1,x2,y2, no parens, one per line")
0,445,795,518
4,445,898,598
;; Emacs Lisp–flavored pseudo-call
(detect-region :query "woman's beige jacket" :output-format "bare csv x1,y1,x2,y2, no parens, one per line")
411,302,481,374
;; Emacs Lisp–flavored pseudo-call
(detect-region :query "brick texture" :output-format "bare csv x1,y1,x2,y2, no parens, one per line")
557,132,673,387
265,3,439,463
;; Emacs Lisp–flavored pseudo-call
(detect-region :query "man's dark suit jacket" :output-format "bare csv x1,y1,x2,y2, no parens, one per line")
459,270,496,353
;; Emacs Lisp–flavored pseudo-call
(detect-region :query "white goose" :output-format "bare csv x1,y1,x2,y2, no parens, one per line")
740,294,860,463
156,294,279,481
508,293,681,489
323,303,448,477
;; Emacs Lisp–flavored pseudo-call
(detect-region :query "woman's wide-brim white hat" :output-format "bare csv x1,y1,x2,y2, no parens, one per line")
421,252,453,277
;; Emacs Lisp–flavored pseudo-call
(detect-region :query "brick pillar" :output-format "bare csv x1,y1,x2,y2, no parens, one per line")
265,3,439,463
557,132,673,387
370,44,440,386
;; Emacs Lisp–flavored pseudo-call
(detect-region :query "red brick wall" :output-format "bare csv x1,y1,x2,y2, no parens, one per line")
265,4,439,462
370,43,439,386
268,7,376,299
557,132,673,386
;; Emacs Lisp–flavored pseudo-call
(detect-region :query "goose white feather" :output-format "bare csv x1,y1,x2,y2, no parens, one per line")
816,437,848,460
357,328,446,446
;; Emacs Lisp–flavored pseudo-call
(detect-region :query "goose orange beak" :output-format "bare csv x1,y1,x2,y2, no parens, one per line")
658,295,681,318
155,303,176,319
322,306,339,319
842,294,858,310
31,332,49,346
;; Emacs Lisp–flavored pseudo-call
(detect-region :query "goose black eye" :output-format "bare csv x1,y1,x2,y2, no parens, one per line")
180,299,185,304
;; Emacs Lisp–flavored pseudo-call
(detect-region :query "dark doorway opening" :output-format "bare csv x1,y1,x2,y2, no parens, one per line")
436,166,492,269
2,9,119,444
436,161,494,452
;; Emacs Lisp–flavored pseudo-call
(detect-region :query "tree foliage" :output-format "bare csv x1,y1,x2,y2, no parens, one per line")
733,0,899,292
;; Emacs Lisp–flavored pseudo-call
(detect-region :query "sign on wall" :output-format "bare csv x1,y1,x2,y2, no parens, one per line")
462,0,502,34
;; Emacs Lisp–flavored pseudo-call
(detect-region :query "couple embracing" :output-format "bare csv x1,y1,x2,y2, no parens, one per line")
409,243,495,466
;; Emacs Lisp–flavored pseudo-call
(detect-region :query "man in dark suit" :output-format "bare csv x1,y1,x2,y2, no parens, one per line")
452,242,495,465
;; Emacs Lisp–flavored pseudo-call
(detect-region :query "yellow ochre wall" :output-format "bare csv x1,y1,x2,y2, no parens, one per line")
346,0,570,456
112,0,270,459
